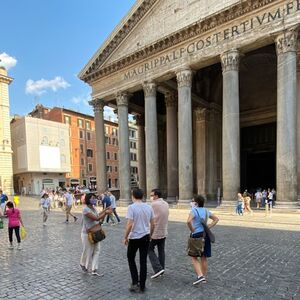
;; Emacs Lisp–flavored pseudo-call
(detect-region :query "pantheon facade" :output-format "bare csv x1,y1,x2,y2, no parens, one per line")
80,0,300,208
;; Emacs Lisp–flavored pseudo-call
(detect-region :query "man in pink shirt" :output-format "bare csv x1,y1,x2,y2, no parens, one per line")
148,189,169,279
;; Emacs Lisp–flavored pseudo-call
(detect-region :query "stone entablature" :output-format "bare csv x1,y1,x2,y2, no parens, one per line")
89,0,300,100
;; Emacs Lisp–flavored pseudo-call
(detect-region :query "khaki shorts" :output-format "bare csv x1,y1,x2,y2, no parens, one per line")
66,205,72,213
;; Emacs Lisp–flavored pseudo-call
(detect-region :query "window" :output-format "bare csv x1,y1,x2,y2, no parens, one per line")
77,119,84,128
130,153,137,161
106,152,110,160
105,137,109,144
108,178,112,188
114,178,118,188
114,166,118,172
88,163,93,172
80,144,84,154
106,166,112,172
130,142,137,149
81,169,85,177
87,149,93,157
105,126,109,135
87,132,91,141
130,130,136,138
81,158,85,166
112,128,118,136
131,167,138,174
79,130,84,139
64,115,71,124
86,121,91,130
114,153,118,160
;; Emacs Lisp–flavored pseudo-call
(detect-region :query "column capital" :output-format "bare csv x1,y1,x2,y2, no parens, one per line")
176,69,193,88
143,81,156,97
220,49,240,73
195,107,207,122
89,99,105,113
116,92,129,106
164,92,177,107
275,28,298,55
134,114,145,126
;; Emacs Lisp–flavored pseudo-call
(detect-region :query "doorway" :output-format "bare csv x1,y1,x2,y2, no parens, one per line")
240,123,276,193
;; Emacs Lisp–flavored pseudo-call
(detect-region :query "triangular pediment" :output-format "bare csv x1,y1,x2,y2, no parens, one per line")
79,0,243,82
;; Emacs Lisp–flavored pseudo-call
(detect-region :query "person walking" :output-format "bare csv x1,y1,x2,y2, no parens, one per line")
63,188,78,223
5,201,25,250
108,191,121,223
148,189,169,279
236,193,244,215
102,192,115,225
40,192,51,226
123,188,155,293
0,189,8,212
80,193,112,276
187,195,219,285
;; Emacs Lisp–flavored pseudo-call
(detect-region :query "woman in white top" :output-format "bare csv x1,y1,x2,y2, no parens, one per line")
80,193,112,276
40,193,51,226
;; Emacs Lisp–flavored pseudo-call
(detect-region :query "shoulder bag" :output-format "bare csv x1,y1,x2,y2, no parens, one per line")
87,222,106,244
196,208,215,243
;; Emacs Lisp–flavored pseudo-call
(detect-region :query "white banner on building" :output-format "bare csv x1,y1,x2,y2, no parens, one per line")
39,146,61,169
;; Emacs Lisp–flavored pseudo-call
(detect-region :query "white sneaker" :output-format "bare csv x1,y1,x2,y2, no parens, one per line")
91,271,104,277
43,222,47,226
8,244,14,250
151,269,165,279
17,244,22,250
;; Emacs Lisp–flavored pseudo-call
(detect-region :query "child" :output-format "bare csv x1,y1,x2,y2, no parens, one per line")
40,193,51,226
236,193,244,215
5,201,24,250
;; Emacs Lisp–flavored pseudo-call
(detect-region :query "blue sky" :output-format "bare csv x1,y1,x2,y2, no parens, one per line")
1,0,135,118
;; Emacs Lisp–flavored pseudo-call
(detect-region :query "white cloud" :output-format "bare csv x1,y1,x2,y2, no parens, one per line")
70,93,90,106
25,76,70,95
0,52,17,70
104,106,117,121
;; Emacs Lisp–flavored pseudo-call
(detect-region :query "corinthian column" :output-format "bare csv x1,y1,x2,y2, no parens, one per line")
176,68,193,204
143,81,159,198
220,49,240,205
135,114,146,193
275,29,298,207
89,99,107,195
297,50,300,203
116,92,131,204
195,107,207,196
165,92,178,201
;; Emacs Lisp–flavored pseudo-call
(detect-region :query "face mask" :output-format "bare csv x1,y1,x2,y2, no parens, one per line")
90,198,97,206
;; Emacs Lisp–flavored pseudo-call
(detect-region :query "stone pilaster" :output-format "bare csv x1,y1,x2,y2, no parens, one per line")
143,81,159,198
165,92,178,202
220,49,240,206
275,29,298,208
89,99,107,195
135,114,146,194
116,92,131,204
176,68,193,204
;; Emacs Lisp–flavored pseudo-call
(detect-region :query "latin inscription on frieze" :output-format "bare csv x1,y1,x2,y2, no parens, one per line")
124,0,300,80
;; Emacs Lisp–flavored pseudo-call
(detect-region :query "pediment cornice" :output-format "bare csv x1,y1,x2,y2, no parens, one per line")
80,0,276,83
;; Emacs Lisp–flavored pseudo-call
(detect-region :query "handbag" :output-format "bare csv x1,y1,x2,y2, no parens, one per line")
195,208,215,243
87,223,106,244
20,226,27,240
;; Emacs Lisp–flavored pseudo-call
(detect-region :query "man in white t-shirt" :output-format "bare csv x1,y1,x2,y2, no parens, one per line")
123,188,155,294
63,188,78,223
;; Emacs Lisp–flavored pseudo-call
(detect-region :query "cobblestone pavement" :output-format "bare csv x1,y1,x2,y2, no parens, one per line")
0,197,299,300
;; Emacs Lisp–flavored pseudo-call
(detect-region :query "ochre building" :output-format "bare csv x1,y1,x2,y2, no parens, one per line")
80,0,300,208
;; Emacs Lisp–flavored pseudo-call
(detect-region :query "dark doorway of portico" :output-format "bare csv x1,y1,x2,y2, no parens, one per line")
240,122,276,194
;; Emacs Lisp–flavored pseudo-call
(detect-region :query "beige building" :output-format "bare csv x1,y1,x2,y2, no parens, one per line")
11,117,71,195
80,0,300,208
0,67,14,195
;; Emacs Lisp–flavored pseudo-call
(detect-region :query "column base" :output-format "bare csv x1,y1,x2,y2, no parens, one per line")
176,199,192,209
118,199,131,207
220,200,236,207
273,201,300,210
166,196,177,204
